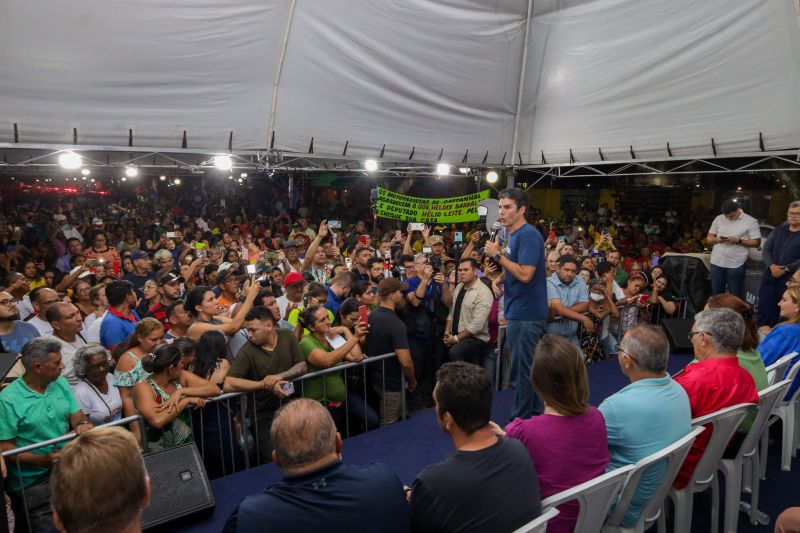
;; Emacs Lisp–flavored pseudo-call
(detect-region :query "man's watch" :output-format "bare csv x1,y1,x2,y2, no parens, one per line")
493,252,503,263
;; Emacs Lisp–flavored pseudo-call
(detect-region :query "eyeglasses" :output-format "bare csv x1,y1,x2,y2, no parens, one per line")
616,345,639,365
0,298,19,306
87,360,110,370
687,330,713,341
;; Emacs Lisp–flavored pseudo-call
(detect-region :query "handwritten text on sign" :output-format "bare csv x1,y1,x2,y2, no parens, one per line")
375,187,490,223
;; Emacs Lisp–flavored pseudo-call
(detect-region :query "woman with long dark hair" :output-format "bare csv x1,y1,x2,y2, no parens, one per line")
189,330,243,478
133,343,219,452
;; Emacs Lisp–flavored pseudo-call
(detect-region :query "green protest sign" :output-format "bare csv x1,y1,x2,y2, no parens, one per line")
375,187,490,223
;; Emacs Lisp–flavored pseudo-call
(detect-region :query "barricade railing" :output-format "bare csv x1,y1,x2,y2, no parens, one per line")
0,352,404,533
186,351,402,475
0,415,144,533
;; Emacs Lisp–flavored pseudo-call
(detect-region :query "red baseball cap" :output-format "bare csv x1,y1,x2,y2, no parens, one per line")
284,272,305,286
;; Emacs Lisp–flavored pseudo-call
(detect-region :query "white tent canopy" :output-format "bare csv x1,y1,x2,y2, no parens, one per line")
1,0,798,166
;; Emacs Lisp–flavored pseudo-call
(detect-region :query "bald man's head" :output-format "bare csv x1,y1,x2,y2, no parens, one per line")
270,398,338,470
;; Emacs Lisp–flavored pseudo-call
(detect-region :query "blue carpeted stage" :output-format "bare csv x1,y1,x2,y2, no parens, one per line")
165,353,799,533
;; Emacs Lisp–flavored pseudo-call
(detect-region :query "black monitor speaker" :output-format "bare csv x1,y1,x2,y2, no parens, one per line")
661,318,694,354
142,443,215,529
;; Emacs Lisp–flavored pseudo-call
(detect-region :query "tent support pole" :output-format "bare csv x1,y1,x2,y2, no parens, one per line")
267,0,299,147
510,0,533,171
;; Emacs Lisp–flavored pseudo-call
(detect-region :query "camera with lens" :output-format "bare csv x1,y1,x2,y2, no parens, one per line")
429,255,442,275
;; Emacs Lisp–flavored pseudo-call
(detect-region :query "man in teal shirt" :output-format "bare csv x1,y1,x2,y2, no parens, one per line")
599,325,691,527
0,337,93,533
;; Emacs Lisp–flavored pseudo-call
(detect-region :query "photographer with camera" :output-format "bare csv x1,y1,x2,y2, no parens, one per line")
405,250,452,408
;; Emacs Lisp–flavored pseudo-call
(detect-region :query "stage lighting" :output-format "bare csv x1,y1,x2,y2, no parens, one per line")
240,172,248,178
228,175,234,180
81,168,90,176
459,167,471,174
58,152,82,170
214,155,233,171
364,160,378,172
485,171,499,184
160,175,166,181
90,179,95,183
237,178,243,183
436,163,450,176
125,166,138,177
174,178,181,185
121,177,127,182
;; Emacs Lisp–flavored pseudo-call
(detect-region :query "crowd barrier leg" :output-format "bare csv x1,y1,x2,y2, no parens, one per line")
239,394,251,470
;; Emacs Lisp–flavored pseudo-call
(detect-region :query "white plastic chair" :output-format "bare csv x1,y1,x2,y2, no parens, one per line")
511,507,560,533
602,427,704,533
659,403,753,533
765,353,796,386
716,380,791,532
540,464,635,533
759,358,800,474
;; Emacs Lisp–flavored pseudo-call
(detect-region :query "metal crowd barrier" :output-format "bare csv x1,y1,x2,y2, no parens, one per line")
0,353,403,531
0,415,144,533
187,351,403,475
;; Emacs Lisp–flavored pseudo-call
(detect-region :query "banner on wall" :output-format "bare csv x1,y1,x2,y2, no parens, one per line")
375,187,490,223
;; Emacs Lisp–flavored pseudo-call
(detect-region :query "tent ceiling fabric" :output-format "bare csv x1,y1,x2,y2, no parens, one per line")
0,0,798,166
0,0,289,151
519,0,800,164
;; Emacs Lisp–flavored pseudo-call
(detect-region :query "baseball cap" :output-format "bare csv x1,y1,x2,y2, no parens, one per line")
377,278,409,297
153,249,172,261
131,250,151,261
284,272,305,286
158,271,184,286
429,235,444,245
69,266,92,279
92,217,103,226
283,240,299,249
216,262,240,284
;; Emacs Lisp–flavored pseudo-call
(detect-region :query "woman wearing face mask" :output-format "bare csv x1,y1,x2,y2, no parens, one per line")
584,280,619,362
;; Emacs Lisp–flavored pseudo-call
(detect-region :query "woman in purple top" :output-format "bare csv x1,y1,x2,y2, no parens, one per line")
493,335,610,533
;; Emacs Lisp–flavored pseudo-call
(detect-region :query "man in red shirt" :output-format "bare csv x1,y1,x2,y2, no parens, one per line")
674,307,758,488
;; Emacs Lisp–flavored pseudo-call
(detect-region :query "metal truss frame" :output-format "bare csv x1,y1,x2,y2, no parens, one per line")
520,149,800,180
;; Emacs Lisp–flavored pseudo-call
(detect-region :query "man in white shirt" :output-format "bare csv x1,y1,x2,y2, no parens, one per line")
26,287,60,336
707,200,761,298
276,272,305,321
46,302,86,385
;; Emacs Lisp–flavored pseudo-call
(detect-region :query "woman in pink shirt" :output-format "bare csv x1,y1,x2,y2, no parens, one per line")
493,335,610,533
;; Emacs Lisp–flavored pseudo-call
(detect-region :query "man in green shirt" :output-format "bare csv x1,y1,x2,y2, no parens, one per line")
0,337,93,533
224,306,306,461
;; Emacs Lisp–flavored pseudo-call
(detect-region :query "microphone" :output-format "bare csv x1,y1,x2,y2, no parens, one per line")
489,221,503,242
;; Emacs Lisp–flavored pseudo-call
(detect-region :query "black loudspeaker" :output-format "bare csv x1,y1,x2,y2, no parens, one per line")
142,443,215,529
660,255,710,316
661,318,694,354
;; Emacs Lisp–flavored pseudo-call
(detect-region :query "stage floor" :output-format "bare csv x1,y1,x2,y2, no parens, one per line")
164,353,800,533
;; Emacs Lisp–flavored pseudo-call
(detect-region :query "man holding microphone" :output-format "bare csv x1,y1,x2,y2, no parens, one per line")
484,188,548,419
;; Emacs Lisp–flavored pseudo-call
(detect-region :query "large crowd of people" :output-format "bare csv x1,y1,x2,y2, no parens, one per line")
0,186,799,532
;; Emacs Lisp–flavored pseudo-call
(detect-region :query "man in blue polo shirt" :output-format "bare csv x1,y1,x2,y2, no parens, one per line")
546,254,592,354
224,399,409,533
484,187,548,419
599,325,691,526
0,337,93,533
99,280,139,349
326,272,354,318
